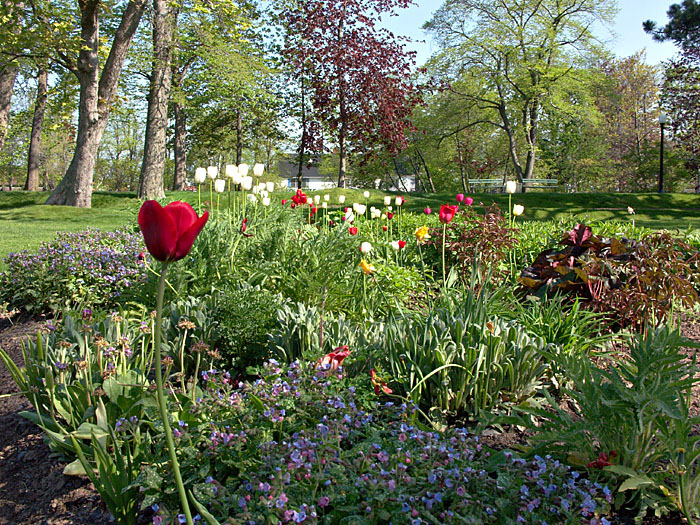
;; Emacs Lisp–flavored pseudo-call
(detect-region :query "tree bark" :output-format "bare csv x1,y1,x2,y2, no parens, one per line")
336,16,346,188
172,101,187,190
416,148,435,192
139,0,173,200
25,62,48,191
0,63,18,153
236,109,243,164
46,0,147,207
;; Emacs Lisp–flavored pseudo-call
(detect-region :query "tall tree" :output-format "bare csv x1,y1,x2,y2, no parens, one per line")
0,2,24,152
45,0,147,207
138,0,175,199
425,0,615,191
25,60,49,191
278,0,423,188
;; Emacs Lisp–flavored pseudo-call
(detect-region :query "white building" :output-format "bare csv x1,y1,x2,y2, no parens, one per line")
278,158,335,190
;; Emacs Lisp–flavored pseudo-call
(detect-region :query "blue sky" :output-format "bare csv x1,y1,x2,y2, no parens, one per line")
379,0,679,66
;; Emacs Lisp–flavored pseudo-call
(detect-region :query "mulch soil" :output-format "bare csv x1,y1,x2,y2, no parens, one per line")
0,311,698,524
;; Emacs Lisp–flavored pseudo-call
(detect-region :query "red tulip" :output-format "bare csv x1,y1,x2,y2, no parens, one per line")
398,240,406,249
137,251,146,261
315,345,351,373
138,200,208,263
291,203,296,209
587,450,617,469
311,206,318,215
439,204,459,224
349,226,358,235
464,197,473,206
386,212,393,220
456,193,465,203
281,199,287,205
370,369,392,395
382,226,388,231
424,207,431,215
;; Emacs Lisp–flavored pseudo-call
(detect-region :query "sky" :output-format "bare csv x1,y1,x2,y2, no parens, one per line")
379,0,680,67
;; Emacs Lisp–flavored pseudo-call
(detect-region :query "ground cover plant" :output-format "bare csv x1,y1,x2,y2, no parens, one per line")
0,188,699,524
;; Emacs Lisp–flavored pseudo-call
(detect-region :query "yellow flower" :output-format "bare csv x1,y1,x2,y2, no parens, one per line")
359,259,376,275
414,225,430,243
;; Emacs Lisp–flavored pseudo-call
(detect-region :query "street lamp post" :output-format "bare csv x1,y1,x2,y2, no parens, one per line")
659,112,668,193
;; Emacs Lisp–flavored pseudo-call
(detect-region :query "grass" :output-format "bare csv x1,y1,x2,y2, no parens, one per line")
1,189,699,270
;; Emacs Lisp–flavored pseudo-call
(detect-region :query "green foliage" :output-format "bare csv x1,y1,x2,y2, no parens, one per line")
211,284,285,372
519,325,700,519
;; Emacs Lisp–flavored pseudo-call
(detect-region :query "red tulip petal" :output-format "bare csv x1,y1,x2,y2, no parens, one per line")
138,200,177,262
172,211,209,261
163,201,198,232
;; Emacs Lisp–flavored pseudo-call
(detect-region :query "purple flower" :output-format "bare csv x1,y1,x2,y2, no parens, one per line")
318,496,330,508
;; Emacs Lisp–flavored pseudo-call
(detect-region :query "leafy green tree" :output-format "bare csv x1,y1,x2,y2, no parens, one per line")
425,0,616,191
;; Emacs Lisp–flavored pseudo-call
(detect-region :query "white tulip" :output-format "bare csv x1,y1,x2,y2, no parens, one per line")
253,163,265,177
505,180,518,194
395,196,402,206
266,182,275,193
381,213,387,220
214,179,226,193
374,178,382,188
306,197,313,205
344,209,355,222
371,207,381,219
246,193,257,203
513,204,524,216
194,167,207,184
387,205,393,212
356,204,366,215
225,164,238,179
322,202,327,209
238,164,249,177
338,195,346,204
232,171,242,185
360,241,372,254
240,176,253,191
314,195,321,204
261,190,269,199
252,185,261,195
627,206,635,215
391,240,400,251
363,190,370,198
207,166,218,179
323,194,330,202
262,196,271,207
383,196,391,206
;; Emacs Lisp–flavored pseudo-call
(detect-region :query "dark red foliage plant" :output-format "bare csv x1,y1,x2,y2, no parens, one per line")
519,224,700,328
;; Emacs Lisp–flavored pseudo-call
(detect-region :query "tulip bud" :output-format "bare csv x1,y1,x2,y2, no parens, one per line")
424,207,431,215
391,240,400,250
241,176,253,191
513,204,524,216
505,180,518,194
363,190,370,198
322,202,327,209
307,197,313,205
323,194,330,202
214,179,226,193
207,166,218,179
194,167,207,184
360,241,372,254
314,195,320,204
238,164,249,177
253,163,265,177
246,194,257,203
225,164,238,179
355,204,366,215
395,196,402,206
338,195,346,204
384,196,392,206
262,197,271,206
266,182,275,193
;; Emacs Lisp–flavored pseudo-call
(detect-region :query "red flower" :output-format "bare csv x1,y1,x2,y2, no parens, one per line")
587,450,617,469
382,226,388,231
290,203,296,209
398,240,406,249
315,345,351,373
439,204,459,224
138,200,208,263
349,226,358,235
344,207,350,213
291,189,307,206
281,199,287,205
424,207,431,215
464,197,473,206
456,193,465,203
241,218,252,237
386,212,393,220
311,206,318,215
370,369,392,395
137,251,146,261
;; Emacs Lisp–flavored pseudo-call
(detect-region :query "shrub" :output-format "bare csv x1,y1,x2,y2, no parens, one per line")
210,284,285,372
519,224,700,328
0,228,146,313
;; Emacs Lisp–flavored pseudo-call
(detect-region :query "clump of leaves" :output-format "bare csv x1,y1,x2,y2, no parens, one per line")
519,224,699,328
433,204,517,282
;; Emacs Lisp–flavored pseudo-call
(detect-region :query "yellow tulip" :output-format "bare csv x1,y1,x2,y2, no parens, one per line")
359,259,376,275
414,225,430,243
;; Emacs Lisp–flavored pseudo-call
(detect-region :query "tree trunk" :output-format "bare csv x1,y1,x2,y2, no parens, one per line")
25,63,48,191
456,136,469,193
416,148,435,192
172,102,187,190
138,0,173,200
336,16,346,188
0,63,18,153
46,0,147,207
236,110,243,165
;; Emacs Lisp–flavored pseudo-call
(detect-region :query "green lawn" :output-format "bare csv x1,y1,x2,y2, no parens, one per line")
1,189,699,270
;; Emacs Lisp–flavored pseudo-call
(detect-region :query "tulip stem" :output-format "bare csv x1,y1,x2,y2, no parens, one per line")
442,223,447,289
154,262,193,525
